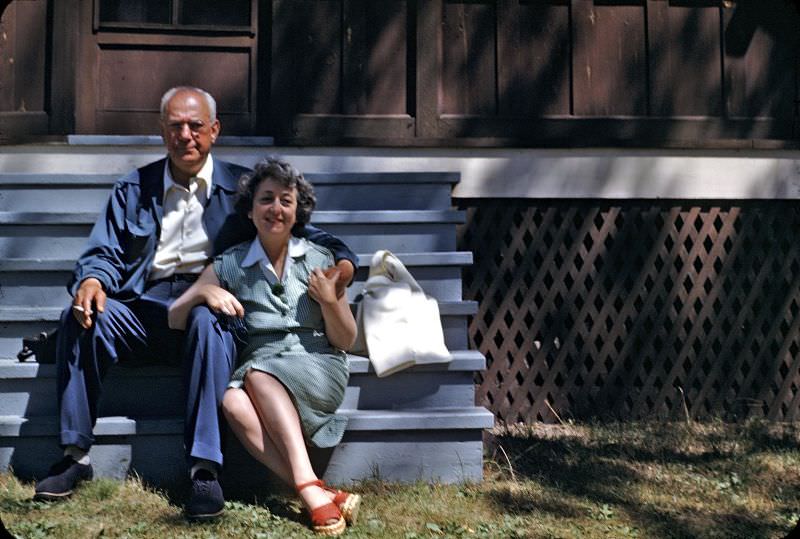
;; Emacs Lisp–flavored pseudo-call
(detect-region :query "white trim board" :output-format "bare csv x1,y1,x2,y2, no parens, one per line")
271,149,800,200
2,145,800,199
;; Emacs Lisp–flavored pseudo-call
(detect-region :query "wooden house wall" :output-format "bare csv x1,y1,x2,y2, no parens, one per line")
0,0,48,137
1,0,797,145
269,0,799,146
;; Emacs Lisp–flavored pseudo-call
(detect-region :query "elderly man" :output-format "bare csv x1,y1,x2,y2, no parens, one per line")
33,87,357,520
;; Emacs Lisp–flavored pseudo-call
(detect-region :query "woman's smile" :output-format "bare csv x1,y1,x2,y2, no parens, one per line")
248,178,298,239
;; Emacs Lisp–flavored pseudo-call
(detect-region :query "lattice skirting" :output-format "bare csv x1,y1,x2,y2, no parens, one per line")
456,200,800,423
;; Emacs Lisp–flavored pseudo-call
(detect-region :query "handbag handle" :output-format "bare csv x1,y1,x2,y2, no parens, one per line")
371,250,424,294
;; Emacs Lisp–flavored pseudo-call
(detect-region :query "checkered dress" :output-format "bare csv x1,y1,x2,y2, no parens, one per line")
214,238,349,448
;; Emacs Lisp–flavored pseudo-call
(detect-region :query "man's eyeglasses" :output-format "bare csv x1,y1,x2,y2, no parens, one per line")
165,121,208,134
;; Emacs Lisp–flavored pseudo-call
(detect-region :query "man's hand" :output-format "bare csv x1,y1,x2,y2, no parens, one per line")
72,278,106,329
323,259,355,299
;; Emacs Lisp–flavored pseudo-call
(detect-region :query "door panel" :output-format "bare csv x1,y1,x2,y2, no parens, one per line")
77,0,257,135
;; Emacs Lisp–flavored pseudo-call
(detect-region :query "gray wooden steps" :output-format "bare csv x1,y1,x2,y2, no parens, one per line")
0,154,491,486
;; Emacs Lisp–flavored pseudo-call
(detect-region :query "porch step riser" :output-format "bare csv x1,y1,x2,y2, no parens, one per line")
1,430,485,486
0,370,479,417
0,314,471,360
0,267,467,306
0,224,459,258
0,184,455,212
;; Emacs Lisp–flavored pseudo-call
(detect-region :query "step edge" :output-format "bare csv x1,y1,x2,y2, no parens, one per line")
0,350,486,378
0,252,475,273
0,171,460,186
0,406,494,436
0,300,477,321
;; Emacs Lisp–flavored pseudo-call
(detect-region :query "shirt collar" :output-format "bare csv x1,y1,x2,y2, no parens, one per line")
242,236,310,284
163,154,214,199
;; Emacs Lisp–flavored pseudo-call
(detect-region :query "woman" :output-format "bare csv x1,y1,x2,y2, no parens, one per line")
169,158,360,536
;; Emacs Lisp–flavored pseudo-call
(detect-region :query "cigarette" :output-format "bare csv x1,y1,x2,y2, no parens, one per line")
72,305,92,314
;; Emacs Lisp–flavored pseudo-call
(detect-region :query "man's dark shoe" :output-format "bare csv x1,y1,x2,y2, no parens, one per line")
185,469,224,521
34,456,93,501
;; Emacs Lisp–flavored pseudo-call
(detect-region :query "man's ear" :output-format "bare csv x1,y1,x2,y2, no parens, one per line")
210,119,221,142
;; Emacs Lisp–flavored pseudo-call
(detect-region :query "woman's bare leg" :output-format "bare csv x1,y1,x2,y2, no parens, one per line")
222,388,292,484
242,371,332,515
223,386,340,504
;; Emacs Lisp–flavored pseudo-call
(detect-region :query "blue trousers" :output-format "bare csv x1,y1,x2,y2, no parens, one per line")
56,278,236,468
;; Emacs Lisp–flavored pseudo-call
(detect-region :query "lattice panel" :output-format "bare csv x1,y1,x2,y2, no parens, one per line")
457,201,800,423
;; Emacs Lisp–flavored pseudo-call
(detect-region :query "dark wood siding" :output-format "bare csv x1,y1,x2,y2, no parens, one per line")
648,1,723,117
497,0,571,117
441,1,497,116
0,0,48,137
723,1,797,123
270,0,413,139
268,0,799,146
92,45,254,134
1,0,798,145
572,1,648,116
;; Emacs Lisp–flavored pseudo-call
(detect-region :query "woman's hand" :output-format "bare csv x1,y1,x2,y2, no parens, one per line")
199,284,245,318
309,266,356,350
168,264,239,330
308,267,339,306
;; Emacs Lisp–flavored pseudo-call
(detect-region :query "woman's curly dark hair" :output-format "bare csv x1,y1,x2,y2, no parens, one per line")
235,157,316,226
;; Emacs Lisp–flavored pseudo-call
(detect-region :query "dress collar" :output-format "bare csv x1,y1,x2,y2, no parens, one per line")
241,236,309,284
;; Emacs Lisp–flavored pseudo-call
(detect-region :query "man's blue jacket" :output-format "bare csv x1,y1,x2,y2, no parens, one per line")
69,157,358,301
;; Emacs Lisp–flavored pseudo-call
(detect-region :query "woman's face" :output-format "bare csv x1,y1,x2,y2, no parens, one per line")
248,178,298,240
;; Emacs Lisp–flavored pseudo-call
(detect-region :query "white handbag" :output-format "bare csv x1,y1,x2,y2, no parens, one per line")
352,250,452,377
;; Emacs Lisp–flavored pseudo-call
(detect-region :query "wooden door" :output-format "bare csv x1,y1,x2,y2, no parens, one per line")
76,0,258,135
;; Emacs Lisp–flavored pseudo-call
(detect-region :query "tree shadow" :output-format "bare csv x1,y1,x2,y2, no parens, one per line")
483,424,800,538
266,0,799,146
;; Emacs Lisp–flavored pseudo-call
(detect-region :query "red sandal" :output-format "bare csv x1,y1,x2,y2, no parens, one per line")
296,480,346,536
323,484,361,525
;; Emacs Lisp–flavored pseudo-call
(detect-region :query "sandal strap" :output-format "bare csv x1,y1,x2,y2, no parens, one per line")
323,486,348,505
296,479,325,493
309,501,343,527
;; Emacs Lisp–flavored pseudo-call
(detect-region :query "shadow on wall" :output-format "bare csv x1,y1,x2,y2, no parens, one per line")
267,0,799,144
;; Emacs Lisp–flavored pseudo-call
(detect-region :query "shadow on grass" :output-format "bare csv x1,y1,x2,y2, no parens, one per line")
483,422,800,538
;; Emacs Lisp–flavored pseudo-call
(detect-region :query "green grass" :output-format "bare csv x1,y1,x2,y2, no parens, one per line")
2,420,799,538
